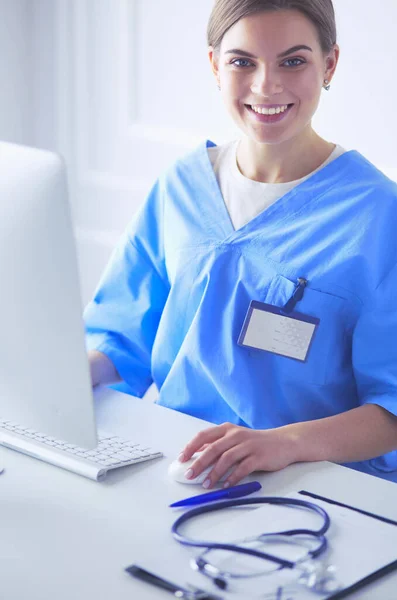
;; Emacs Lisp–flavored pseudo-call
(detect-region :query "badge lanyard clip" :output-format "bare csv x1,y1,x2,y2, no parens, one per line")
281,278,308,314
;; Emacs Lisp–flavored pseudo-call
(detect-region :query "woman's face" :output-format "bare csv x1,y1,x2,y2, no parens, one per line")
209,10,339,146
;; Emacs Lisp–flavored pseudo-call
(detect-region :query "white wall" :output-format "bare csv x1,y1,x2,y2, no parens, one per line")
0,0,34,145
314,0,397,174
1,0,397,301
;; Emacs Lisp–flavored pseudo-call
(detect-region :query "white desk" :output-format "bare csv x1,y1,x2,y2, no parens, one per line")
1,387,397,600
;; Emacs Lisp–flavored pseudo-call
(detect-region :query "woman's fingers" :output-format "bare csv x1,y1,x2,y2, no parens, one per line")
182,426,256,486
199,444,250,488
184,437,239,483
222,455,259,487
179,423,232,462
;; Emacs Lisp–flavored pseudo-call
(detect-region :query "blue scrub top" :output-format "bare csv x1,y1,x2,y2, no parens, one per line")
84,140,397,481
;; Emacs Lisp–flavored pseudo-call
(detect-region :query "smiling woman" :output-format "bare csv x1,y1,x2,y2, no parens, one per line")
84,0,397,489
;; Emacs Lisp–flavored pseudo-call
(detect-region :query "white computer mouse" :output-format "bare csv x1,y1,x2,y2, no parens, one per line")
168,452,232,484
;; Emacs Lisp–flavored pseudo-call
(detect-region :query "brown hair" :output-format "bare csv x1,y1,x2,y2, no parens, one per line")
207,0,337,56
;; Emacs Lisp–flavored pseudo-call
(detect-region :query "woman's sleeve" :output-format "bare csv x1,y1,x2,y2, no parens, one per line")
353,262,397,416
83,180,170,398
352,262,397,473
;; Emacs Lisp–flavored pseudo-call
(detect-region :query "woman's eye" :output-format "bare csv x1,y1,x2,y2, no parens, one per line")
283,58,305,67
230,58,253,68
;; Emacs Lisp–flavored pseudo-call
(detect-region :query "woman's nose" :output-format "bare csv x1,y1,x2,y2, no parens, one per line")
250,67,283,96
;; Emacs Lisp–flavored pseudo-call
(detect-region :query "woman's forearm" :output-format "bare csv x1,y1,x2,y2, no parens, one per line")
178,404,397,489
285,403,397,465
88,350,121,387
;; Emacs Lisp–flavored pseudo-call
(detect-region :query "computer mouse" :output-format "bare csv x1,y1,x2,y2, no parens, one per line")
168,452,231,484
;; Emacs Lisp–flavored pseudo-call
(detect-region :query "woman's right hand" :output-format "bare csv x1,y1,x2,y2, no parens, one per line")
88,350,121,387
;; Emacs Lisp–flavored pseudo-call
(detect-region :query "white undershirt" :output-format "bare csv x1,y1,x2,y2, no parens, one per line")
208,140,347,230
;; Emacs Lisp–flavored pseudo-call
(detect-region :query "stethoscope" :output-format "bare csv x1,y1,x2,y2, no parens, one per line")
172,496,337,594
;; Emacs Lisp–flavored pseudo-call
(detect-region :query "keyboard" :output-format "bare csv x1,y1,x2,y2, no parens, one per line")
0,418,163,481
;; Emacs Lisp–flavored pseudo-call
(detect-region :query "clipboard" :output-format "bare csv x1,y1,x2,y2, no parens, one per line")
193,487,397,599
298,490,397,600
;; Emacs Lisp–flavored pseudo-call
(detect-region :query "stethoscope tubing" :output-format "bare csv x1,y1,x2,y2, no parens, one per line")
172,496,330,569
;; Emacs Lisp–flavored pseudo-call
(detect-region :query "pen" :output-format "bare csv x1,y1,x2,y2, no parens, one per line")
169,480,262,508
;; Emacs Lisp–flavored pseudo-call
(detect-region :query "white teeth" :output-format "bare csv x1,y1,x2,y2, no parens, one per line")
250,104,289,115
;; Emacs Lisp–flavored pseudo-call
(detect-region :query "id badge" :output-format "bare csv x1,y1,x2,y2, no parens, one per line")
238,300,319,362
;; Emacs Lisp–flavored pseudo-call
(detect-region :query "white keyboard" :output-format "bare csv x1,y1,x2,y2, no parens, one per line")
0,418,163,481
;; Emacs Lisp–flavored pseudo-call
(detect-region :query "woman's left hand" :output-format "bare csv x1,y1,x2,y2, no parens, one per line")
178,422,298,488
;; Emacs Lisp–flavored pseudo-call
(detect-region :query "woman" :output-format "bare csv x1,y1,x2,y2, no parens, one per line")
85,0,397,487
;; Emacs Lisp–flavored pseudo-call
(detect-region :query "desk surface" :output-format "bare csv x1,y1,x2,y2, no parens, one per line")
1,387,396,600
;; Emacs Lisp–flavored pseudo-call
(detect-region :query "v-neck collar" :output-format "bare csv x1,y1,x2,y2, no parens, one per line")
197,139,361,244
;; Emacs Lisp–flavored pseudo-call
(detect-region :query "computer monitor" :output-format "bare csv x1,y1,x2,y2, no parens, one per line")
0,141,97,449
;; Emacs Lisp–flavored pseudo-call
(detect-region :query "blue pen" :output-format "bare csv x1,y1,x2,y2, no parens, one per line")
169,481,262,508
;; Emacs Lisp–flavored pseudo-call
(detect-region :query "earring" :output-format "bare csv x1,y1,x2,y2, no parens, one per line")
323,79,331,91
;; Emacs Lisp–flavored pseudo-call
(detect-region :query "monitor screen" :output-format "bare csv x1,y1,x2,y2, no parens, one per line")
0,141,97,448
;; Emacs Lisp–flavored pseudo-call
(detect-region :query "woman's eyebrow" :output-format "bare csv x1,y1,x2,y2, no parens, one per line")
224,45,313,59
278,45,313,58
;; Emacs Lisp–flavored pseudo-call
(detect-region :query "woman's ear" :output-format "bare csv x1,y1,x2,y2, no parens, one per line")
325,44,340,84
208,46,220,87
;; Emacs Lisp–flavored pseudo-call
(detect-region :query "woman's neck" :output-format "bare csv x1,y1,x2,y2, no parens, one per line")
236,130,335,184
